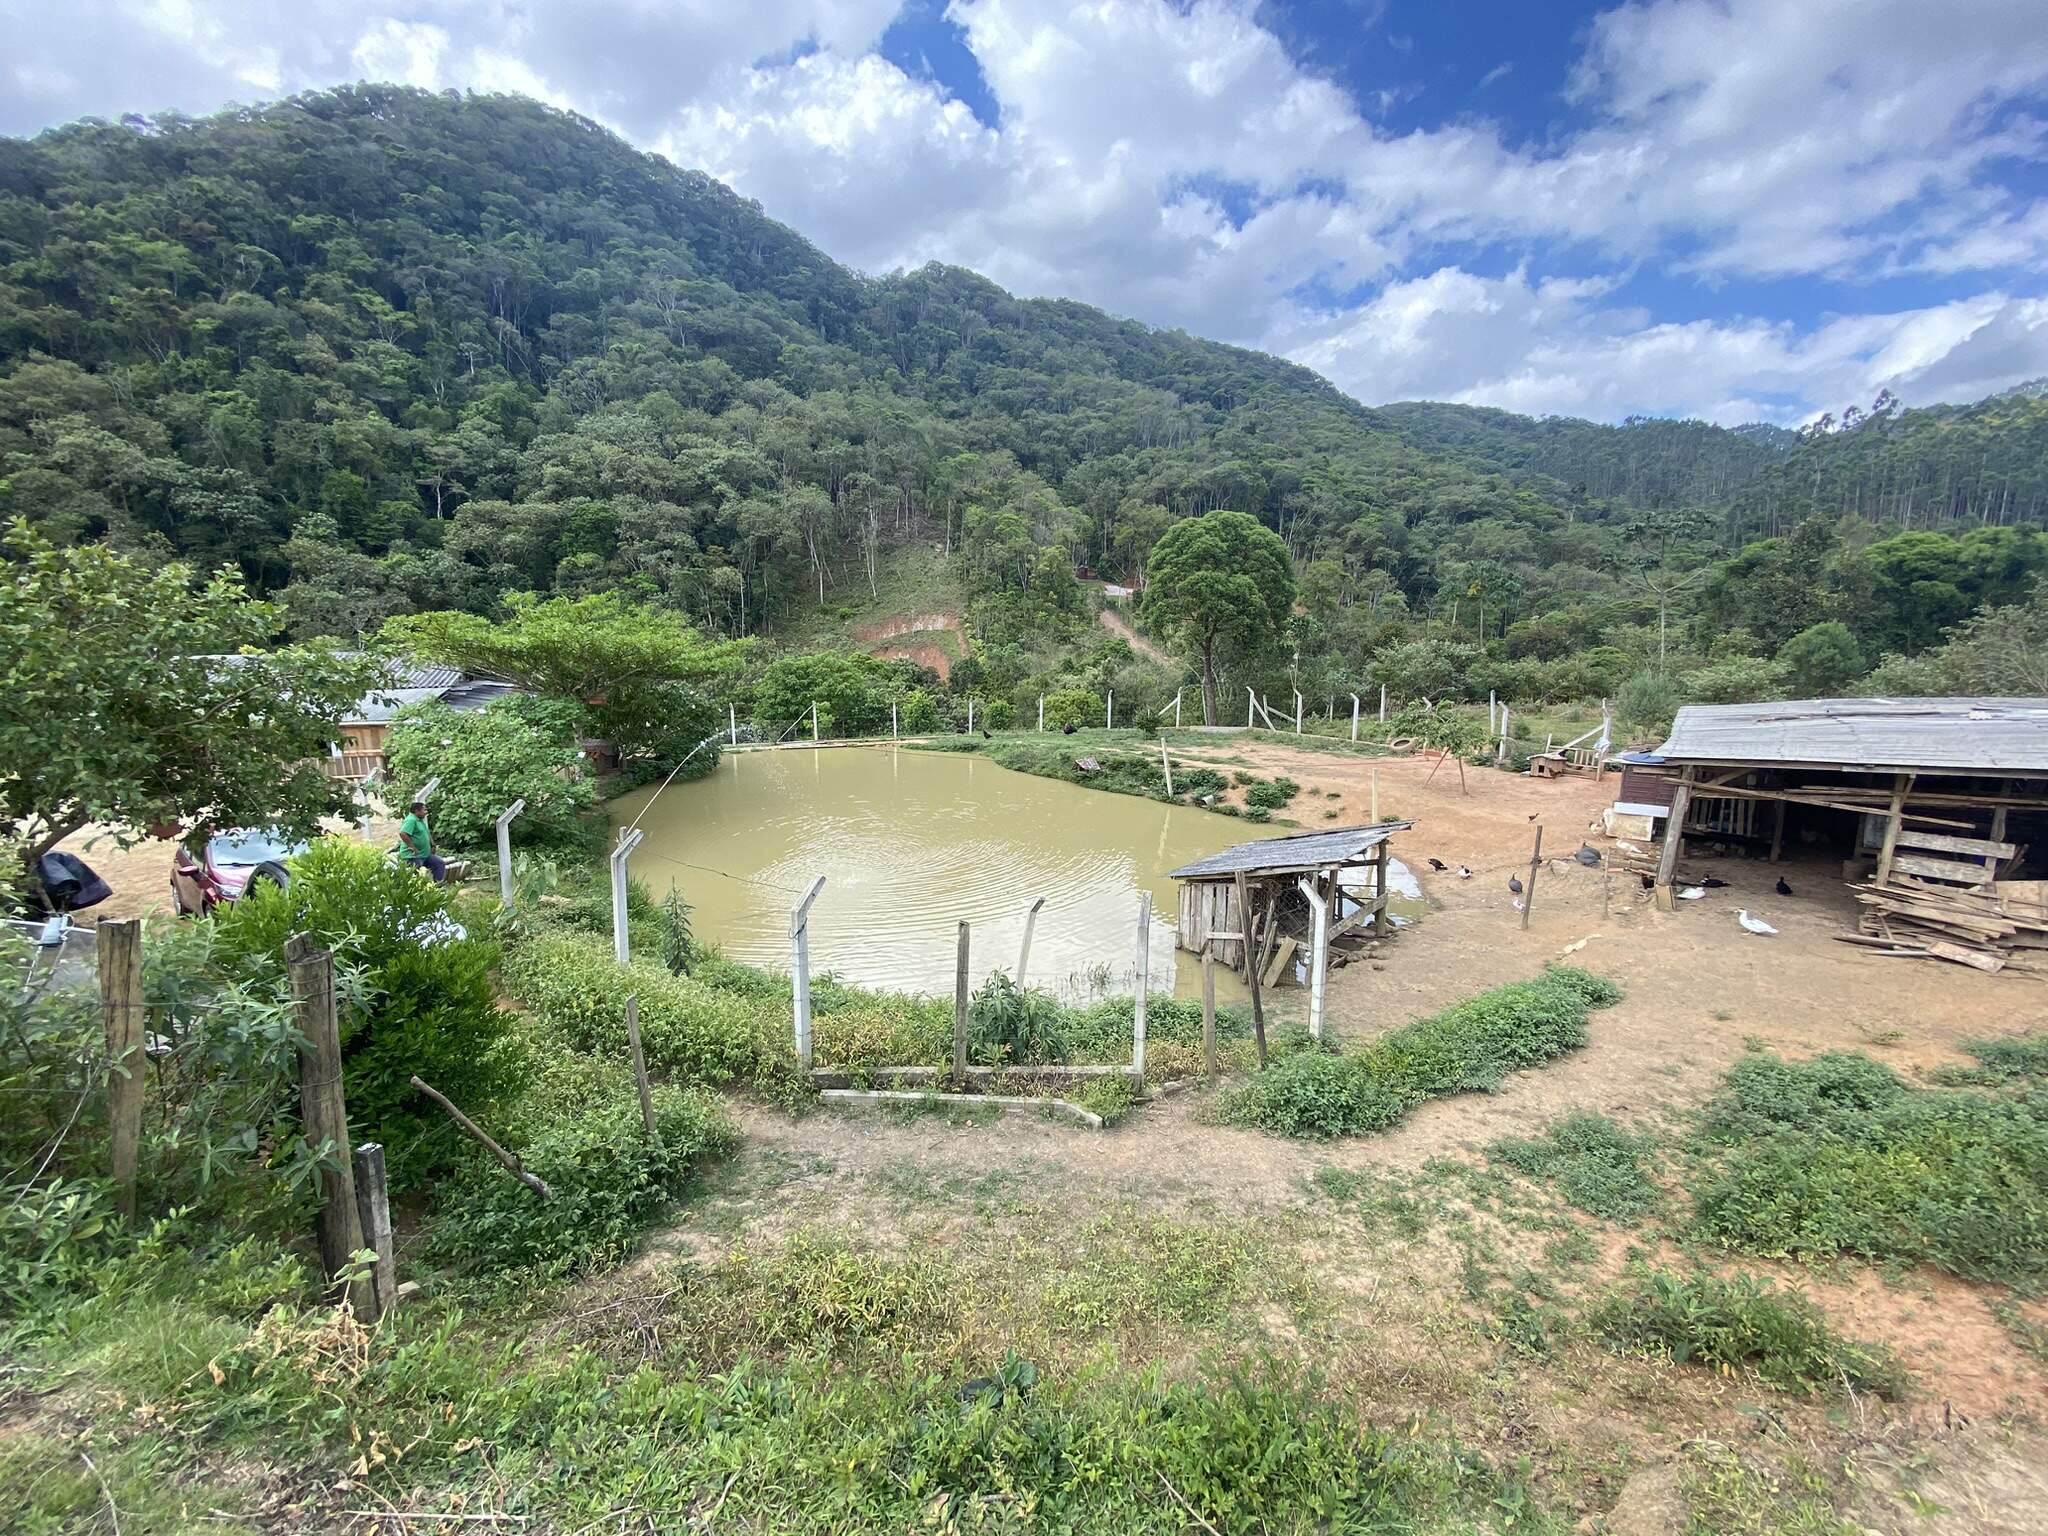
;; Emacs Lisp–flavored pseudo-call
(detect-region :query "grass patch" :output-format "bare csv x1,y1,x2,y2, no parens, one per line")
1593,1269,1903,1397
1490,1112,1662,1221
1676,1444,1859,1536
1687,1050,2048,1280
1931,1029,2048,1086
1222,966,1621,1139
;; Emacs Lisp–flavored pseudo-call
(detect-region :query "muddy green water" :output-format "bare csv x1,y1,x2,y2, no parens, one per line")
611,745,1420,1002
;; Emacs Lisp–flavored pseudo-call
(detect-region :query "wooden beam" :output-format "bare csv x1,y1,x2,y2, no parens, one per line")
1234,870,1267,1067
1769,799,1786,864
1654,767,1694,906
97,917,144,1225
1893,830,2016,859
1889,852,1995,885
1875,773,1914,887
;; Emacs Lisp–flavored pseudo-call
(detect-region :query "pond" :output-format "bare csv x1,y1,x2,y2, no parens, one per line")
609,745,1417,1002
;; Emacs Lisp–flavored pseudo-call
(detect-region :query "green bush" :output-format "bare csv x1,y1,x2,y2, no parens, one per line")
385,697,596,854
1688,1051,2048,1280
1223,968,1617,1139
213,838,514,1185
1491,1112,1661,1221
970,971,1067,1064
501,932,770,1085
426,1073,737,1279
1593,1269,1903,1397
1244,779,1294,810
1042,686,1098,730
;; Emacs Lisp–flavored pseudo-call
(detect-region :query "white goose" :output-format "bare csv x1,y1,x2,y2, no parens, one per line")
1737,909,1779,936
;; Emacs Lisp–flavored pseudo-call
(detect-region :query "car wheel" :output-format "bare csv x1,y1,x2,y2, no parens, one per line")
244,860,292,897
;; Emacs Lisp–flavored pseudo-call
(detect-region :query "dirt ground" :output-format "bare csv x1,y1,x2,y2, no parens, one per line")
855,610,965,680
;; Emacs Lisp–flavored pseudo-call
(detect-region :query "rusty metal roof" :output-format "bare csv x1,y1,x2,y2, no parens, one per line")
1656,697,2048,775
1168,822,1412,881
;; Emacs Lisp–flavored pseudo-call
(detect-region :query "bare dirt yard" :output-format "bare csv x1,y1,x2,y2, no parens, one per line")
637,740,2048,1535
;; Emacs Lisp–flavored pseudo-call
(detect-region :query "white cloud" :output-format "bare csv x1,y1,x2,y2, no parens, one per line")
3,0,2047,423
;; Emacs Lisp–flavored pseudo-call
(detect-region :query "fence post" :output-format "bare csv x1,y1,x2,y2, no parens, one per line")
1296,876,1328,1040
892,701,898,739
1248,686,1256,728
1201,944,1216,1077
1131,892,1151,1077
1379,684,1387,721
286,935,372,1320
952,921,970,1090
1160,739,1173,795
1294,691,1303,733
729,704,738,746
1038,695,1045,732
494,798,527,907
98,917,144,1225
610,828,645,966
1172,690,1182,728
625,995,657,1138
811,702,819,742
792,876,826,1070
1521,826,1543,930
1106,691,1114,729
1016,896,1046,988
351,1143,396,1317
967,697,975,734
1496,707,1510,765
1489,691,1497,731
1350,694,1360,742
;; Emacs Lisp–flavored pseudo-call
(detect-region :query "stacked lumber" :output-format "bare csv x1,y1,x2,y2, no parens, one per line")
1846,875,2048,974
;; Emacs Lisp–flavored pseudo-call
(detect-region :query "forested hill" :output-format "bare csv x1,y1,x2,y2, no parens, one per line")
2,84,2044,678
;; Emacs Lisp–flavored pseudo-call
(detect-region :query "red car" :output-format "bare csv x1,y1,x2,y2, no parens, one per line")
171,827,306,916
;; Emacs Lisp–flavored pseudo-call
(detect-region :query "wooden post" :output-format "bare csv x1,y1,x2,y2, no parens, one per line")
952,921,970,1090
1374,839,1391,927
351,1142,397,1317
1297,874,1328,1039
494,797,526,907
792,875,825,1070
1160,739,1173,795
1991,785,2011,874
1520,826,1543,930
1769,798,1787,864
1234,871,1268,1067
624,996,657,1139
1350,694,1360,741
1016,896,1046,986
288,935,372,1319
1654,766,1695,908
1201,946,1217,1077
1132,892,1151,1076
1875,773,1913,886
98,917,144,1225
610,828,644,966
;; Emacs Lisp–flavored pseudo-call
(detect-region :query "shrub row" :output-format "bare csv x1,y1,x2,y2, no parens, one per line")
500,932,770,1084
1222,967,1620,1139
1689,1050,2048,1280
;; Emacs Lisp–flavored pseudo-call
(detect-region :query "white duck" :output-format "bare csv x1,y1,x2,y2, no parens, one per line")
1676,885,1706,900
1616,840,1645,857
1737,909,1779,936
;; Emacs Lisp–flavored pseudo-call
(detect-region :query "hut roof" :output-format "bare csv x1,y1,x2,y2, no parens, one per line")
1168,822,1412,881
1656,697,2048,775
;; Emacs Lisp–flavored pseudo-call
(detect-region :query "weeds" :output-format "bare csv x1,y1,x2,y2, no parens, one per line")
1593,1269,1903,1397
1222,966,1620,1139
1491,1112,1663,1221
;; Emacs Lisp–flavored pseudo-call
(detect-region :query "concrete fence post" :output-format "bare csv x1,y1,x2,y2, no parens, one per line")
494,798,526,907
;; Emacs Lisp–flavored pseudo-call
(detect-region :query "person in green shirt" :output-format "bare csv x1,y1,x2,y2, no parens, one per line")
399,799,446,883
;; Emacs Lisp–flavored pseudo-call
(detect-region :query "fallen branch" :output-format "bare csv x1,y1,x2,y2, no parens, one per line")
410,1076,552,1199
1158,1472,1220,1536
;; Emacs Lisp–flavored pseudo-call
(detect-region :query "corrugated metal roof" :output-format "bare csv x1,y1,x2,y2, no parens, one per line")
345,686,448,724
1656,697,2048,774
1168,822,1413,881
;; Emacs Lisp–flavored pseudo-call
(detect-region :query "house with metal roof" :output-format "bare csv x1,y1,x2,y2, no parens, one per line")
329,657,515,780
1632,697,2048,970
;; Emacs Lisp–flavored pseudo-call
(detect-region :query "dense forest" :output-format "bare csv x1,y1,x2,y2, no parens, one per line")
4,85,2047,723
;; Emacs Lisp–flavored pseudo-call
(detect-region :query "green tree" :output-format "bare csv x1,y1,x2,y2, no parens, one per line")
0,521,376,890
1140,511,1295,724
1776,622,1864,697
384,698,596,854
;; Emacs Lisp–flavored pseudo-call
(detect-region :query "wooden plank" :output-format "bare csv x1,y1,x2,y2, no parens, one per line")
1654,768,1694,904
1890,852,1995,885
1928,941,2006,973
1235,870,1267,1068
1202,947,1217,1077
351,1142,397,1317
1261,935,1299,990
1894,830,2016,859
290,936,373,1319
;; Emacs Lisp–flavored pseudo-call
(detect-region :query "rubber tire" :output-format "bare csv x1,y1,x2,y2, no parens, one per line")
244,860,291,897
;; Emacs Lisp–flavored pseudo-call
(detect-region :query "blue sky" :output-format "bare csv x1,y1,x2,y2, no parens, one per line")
5,0,2047,425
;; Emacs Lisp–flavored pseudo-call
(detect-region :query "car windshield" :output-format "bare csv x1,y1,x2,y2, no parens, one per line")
208,829,300,865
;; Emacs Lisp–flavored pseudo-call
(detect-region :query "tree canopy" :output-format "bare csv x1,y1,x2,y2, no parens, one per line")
1141,511,1295,724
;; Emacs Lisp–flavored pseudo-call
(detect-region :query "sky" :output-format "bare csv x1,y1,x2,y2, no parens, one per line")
4,0,2048,427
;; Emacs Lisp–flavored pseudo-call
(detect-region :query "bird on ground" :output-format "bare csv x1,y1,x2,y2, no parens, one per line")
1508,875,1524,894
1676,886,1706,900
1457,866,1473,879
1426,857,1448,872
1775,876,1794,896
1513,899,1526,912
1062,723,1077,735
1527,813,1540,822
980,729,992,740
1575,844,1601,866
1616,840,1645,856
1737,910,1780,936
1700,877,1731,889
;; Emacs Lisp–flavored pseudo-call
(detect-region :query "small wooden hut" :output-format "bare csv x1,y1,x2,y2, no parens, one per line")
1171,823,1409,991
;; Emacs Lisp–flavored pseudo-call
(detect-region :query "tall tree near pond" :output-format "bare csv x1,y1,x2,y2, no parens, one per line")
0,520,377,889
1141,511,1296,725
